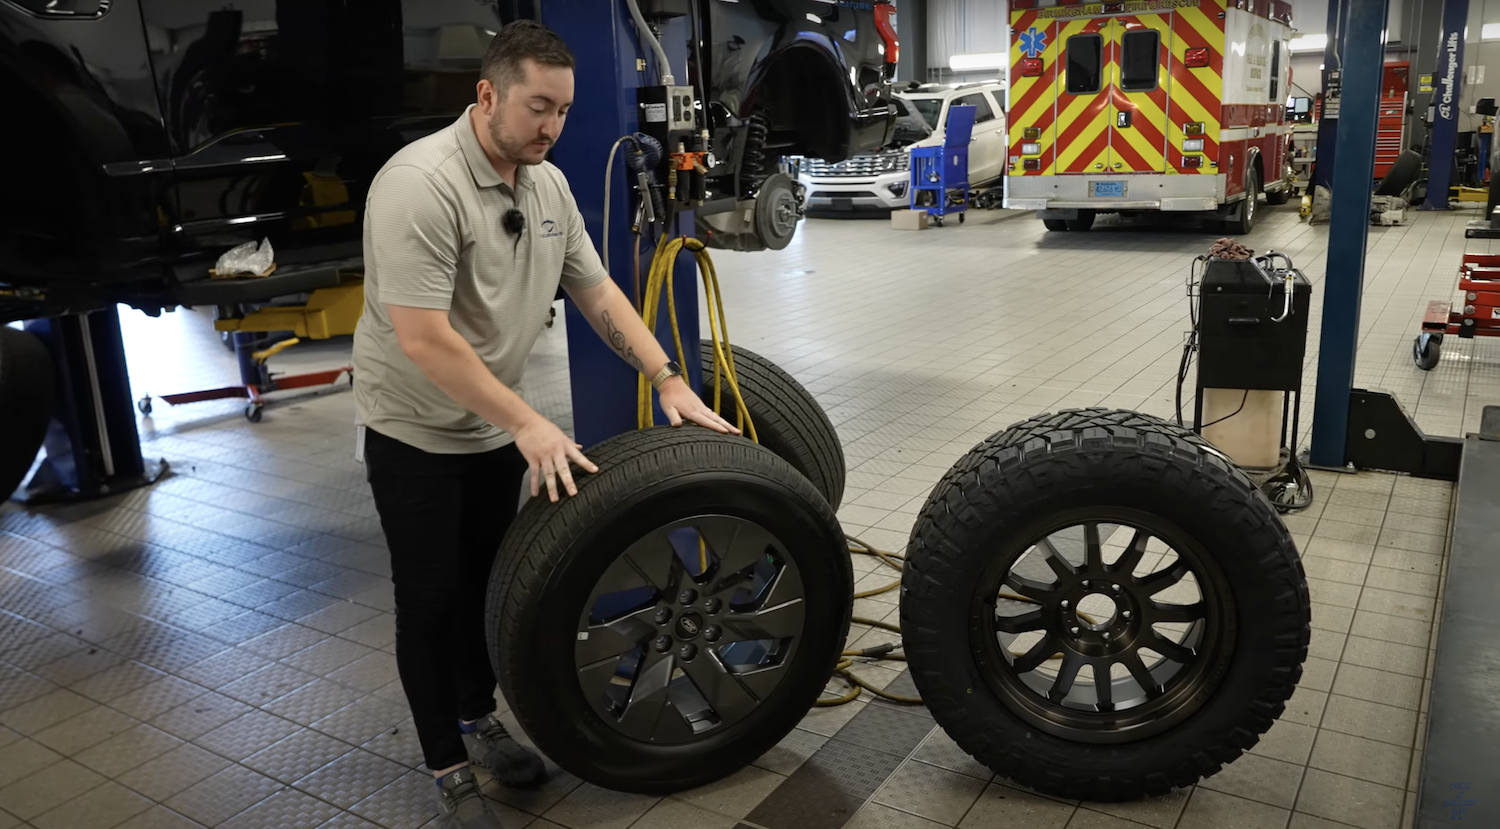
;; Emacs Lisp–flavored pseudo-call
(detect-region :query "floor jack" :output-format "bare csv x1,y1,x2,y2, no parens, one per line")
137,277,363,422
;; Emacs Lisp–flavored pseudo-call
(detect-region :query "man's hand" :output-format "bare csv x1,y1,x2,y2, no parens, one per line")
658,378,741,434
513,415,599,502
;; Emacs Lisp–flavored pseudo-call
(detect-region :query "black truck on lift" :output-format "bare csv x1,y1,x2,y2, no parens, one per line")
0,0,899,498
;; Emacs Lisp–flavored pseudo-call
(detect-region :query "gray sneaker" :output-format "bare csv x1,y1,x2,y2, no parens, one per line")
460,714,546,788
435,767,502,828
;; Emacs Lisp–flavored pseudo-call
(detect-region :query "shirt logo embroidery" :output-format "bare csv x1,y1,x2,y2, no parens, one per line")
541,219,563,238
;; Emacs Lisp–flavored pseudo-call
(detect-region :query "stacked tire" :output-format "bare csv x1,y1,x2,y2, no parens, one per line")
0,327,54,500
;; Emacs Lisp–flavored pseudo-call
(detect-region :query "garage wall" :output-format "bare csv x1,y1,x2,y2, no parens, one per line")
926,0,1007,83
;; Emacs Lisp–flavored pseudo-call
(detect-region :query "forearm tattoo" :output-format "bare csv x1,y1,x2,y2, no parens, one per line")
602,310,644,372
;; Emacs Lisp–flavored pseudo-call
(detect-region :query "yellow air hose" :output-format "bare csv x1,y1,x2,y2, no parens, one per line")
630,235,1075,707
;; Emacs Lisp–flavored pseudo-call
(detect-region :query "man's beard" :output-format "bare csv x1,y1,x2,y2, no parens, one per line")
488,114,549,166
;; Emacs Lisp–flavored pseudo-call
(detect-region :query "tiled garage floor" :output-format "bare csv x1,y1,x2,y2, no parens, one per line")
2,198,1484,829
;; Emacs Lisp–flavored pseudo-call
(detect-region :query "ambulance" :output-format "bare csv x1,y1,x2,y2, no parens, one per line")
1003,0,1297,233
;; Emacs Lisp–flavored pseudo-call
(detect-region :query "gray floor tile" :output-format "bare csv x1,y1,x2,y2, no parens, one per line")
163,763,284,827
349,770,452,829
196,710,302,761
1330,664,1424,711
958,782,1075,828
0,689,96,736
845,802,951,829
1338,636,1426,678
670,765,785,820
751,727,831,777
1177,788,1291,829
29,780,153,829
242,728,355,784
1295,769,1404,829
149,691,254,741
218,788,342,829
0,759,107,821
30,704,137,756
1307,729,1412,791
73,723,183,778
0,739,63,788
871,759,987,825
263,678,364,726
115,742,231,801
294,748,408,809
1320,695,1419,748
114,804,211,829
1197,752,1305,810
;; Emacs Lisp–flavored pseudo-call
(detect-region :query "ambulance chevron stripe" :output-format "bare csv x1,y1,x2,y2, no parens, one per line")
1056,16,1111,174
1111,14,1171,173
1008,11,1056,175
1167,0,1225,175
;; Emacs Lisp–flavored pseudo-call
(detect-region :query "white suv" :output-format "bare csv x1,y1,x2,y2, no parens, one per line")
797,80,1008,213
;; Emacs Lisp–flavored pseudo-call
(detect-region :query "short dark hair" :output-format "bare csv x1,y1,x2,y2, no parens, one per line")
481,20,575,97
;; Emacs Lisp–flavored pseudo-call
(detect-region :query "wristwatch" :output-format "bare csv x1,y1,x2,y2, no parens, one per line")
651,360,684,390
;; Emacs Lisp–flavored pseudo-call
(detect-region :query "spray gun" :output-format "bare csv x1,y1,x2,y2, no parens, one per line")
624,132,665,229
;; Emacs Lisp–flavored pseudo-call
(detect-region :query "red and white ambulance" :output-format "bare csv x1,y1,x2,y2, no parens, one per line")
1003,0,1298,233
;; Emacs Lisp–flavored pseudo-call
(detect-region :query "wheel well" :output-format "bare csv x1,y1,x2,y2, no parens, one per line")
745,46,851,163
1249,149,1265,191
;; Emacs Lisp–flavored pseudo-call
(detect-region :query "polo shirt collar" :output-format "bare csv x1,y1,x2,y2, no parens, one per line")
456,104,533,191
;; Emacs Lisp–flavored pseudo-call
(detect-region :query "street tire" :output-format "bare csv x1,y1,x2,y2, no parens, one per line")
0,327,54,500
698,340,846,510
487,426,852,794
902,407,1310,802
1225,168,1260,234
1043,219,1069,232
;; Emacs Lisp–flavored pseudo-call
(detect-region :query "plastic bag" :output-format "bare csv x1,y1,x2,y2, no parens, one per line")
212,238,276,278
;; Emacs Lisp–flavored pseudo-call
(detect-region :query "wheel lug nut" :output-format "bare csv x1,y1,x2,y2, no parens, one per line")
655,608,673,625
679,589,698,606
654,635,672,652
704,598,722,614
678,643,697,661
1070,626,1080,636
1061,599,1070,609
703,625,722,642
1102,631,1111,640
1082,580,1091,588
1112,584,1121,592
1122,610,1132,620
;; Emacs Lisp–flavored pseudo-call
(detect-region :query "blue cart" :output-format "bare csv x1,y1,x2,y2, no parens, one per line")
909,104,976,226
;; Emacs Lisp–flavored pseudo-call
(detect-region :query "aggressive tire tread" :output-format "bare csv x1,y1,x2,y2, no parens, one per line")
698,340,846,509
903,408,1310,802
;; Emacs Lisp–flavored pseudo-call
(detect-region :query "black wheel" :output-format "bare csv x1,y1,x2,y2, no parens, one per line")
698,340,846,510
1043,219,1069,232
137,398,153,416
1225,169,1260,234
754,173,800,251
487,427,852,794
245,405,263,423
934,216,945,227
0,327,55,500
902,408,1309,802
1265,185,1291,206
959,212,966,224
1413,333,1442,370
1065,211,1095,232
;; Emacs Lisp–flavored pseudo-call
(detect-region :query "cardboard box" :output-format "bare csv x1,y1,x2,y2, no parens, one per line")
891,209,929,230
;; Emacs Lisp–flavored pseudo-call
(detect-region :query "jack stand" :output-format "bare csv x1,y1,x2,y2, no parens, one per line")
21,308,167,505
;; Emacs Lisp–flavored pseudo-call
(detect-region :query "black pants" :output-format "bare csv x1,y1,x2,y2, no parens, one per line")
364,428,528,772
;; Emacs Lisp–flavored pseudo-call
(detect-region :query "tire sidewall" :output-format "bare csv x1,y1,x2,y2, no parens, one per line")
501,463,850,789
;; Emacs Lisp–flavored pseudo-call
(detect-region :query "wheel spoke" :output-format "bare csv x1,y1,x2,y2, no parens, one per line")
1112,529,1149,576
576,605,658,667
1083,523,1105,572
994,608,1046,635
719,597,804,642
1123,650,1163,696
616,649,675,738
1012,634,1061,673
1149,631,1197,663
1137,559,1191,596
1093,660,1114,710
618,533,681,595
681,651,761,722
1005,573,1056,603
1150,601,1206,624
1048,652,1085,702
1039,538,1080,581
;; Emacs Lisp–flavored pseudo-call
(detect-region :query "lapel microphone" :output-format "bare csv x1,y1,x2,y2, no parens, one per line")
504,208,525,251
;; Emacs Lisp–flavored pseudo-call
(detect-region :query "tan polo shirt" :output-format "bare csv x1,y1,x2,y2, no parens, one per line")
352,105,609,454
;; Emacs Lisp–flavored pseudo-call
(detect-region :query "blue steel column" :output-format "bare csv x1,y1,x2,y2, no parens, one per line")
1420,0,1470,211
1308,0,1390,469
543,2,702,448
1310,0,1350,192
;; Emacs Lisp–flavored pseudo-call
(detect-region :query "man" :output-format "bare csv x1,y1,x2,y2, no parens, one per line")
351,20,739,828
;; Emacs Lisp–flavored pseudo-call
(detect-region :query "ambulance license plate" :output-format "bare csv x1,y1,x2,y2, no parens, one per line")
1092,181,1126,198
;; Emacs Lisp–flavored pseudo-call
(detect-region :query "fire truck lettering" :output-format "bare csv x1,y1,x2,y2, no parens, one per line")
1037,0,1200,20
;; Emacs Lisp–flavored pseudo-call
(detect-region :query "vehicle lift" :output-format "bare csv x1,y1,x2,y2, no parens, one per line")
909,105,975,227
1414,252,1500,370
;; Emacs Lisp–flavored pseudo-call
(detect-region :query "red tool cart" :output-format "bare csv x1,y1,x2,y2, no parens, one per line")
1414,252,1500,369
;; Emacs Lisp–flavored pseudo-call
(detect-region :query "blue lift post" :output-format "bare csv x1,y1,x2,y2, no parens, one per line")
1307,0,1389,470
1421,0,1470,211
1309,0,1350,193
543,1,703,448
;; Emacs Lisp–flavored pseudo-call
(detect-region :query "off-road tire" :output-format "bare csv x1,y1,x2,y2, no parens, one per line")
902,408,1310,802
698,340,846,510
0,328,54,500
486,427,852,794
